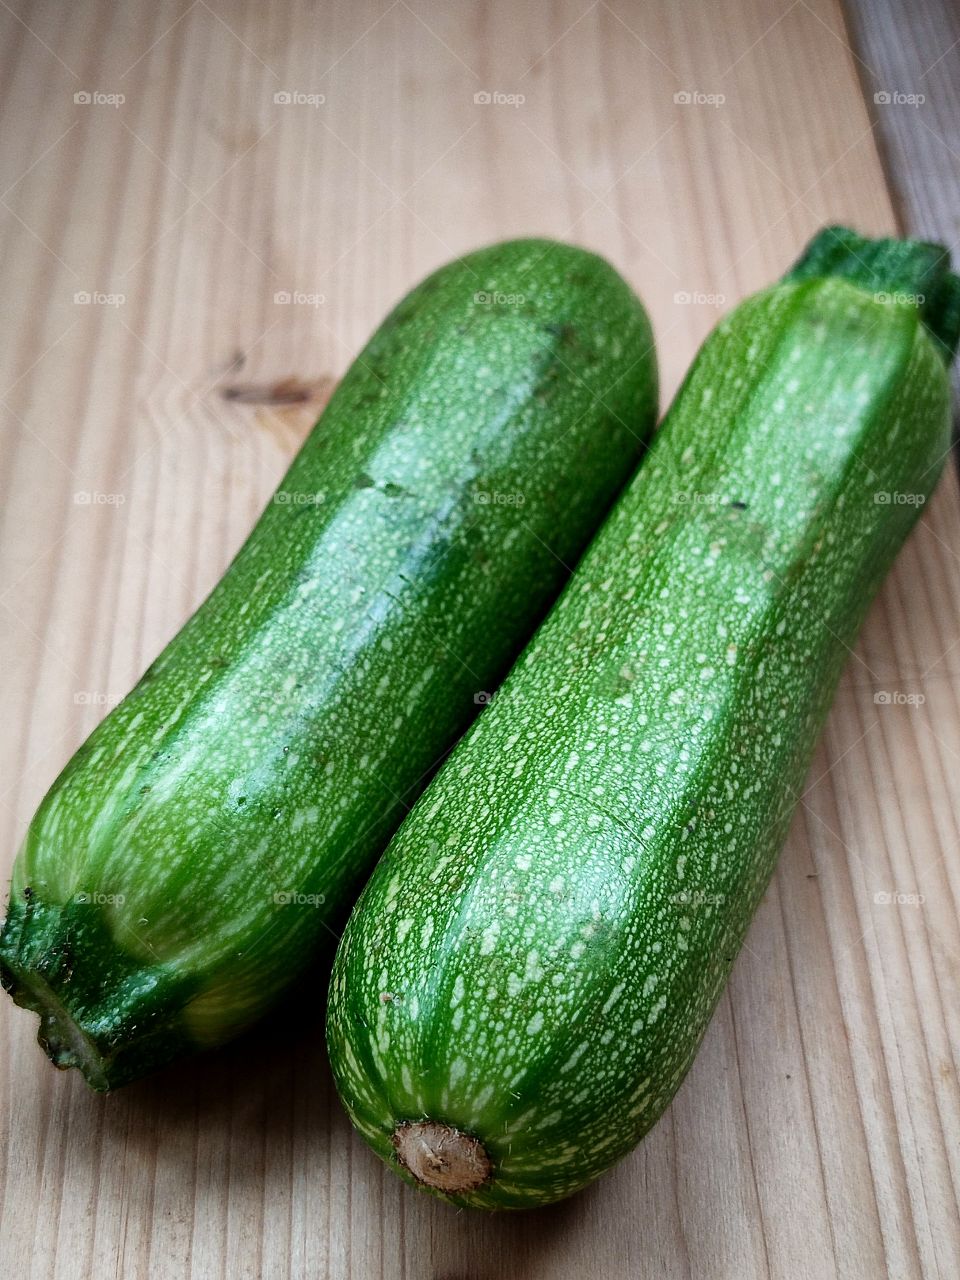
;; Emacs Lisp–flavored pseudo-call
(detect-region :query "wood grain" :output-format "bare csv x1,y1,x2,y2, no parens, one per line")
0,1,957,1276
842,0,960,413
842,0,960,245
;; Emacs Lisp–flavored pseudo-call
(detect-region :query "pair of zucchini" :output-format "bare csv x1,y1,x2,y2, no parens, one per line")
2,228,958,1209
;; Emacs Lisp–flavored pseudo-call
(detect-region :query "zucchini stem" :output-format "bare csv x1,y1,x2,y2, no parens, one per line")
786,225,960,364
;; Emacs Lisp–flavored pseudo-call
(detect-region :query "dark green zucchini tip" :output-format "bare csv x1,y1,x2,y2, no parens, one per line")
786,224,960,365
0,892,196,1090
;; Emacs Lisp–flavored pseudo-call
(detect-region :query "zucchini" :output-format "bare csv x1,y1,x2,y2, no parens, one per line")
327,228,960,1209
0,239,657,1089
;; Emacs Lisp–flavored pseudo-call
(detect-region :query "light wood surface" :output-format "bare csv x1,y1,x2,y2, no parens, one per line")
1,1,958,1277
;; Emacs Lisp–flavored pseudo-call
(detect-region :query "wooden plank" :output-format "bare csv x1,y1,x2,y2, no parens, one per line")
841,0,960,419
0,1,957,1276
841,0,960,244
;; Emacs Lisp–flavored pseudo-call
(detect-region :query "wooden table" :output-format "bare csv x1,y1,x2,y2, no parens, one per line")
1,1,958,1276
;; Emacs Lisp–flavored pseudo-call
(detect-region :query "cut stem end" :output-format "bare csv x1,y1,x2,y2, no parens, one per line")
392,1121,492,1194
30,975,112,1091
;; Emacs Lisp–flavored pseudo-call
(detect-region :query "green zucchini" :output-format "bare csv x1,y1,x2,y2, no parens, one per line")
327,228,960,1209
0,239,657,1090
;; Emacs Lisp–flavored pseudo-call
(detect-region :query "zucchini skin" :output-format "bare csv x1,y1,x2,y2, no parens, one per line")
0,239,658,1089
328,239,956,1209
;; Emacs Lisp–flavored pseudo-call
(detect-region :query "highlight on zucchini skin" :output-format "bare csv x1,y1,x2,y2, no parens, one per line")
0,238,659,1090
327,228,959,1210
